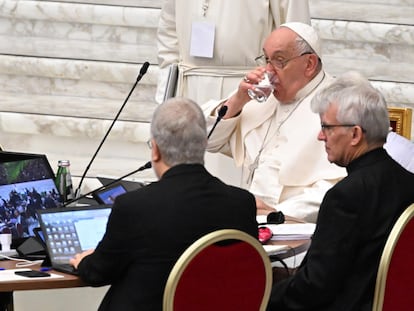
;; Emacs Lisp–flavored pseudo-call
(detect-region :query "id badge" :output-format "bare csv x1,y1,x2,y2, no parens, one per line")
190,21,215,58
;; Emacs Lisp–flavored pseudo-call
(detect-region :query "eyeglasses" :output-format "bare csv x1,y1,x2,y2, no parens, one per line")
320,124,357,133
146,139,153,149
255,52,313,69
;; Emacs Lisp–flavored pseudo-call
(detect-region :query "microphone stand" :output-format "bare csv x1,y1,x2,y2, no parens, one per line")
64,161,152,207
74,62,150,198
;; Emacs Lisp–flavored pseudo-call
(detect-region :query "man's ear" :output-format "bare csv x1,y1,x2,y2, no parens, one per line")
151,141,161,162
350,125,365,146
305,54,319,76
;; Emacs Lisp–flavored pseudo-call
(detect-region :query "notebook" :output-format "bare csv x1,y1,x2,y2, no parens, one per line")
0,151,63,246
163,63,178,101
36,205,112,275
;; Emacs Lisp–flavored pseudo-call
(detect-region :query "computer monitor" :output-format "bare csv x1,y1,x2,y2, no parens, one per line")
0,151,63,246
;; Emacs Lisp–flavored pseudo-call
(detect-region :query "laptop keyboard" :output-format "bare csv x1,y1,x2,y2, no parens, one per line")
54,263,78,275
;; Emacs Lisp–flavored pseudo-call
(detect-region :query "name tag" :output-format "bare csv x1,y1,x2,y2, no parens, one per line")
190,21,215,58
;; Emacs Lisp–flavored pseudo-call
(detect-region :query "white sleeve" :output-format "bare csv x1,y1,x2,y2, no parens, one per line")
276,179,338,223
156,0,179,69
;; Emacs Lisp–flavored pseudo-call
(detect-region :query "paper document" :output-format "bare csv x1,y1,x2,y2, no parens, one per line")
267,223,316,240
0,268,63,282
262,244,289,255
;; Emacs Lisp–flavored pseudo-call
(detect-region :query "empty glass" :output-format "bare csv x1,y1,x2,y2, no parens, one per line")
247,71,275,103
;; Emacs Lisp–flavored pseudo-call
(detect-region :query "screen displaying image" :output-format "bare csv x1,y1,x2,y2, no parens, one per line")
0,152,62,240
93,184,127,205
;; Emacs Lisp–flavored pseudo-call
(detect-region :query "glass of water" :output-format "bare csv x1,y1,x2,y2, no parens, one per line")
247,71,275,103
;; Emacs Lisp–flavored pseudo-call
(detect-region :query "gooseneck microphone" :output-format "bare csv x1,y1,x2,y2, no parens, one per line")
207,105,228,139
65,161,152,207
74,62,150,198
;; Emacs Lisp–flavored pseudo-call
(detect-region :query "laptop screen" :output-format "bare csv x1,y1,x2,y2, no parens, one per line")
0,151,63,241
37,205,111,265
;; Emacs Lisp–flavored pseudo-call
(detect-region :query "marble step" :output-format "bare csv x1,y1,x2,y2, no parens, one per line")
0,55,158,120
39,0,162,8
0,0,160,27
0,1,159,63
310,0,414,25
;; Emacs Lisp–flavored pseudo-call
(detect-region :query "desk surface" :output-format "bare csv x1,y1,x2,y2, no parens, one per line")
0,237,310,292
268,238,311,259
0,261,85,292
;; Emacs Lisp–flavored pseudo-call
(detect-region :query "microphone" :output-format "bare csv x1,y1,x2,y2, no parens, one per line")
64,161,152,207
207,105,228,139
74,62,150,198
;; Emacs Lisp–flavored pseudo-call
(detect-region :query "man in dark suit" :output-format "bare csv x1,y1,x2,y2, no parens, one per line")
267,71,414,311
70,97,258,311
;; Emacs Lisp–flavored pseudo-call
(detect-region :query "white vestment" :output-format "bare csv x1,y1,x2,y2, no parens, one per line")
203,71,347,222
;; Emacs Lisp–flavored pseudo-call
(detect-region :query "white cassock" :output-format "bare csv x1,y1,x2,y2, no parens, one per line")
203,71,347,223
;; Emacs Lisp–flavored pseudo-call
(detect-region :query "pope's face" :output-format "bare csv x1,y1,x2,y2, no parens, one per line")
262,28,315,104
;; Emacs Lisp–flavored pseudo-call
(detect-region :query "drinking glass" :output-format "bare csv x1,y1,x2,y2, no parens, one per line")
247,71,275,103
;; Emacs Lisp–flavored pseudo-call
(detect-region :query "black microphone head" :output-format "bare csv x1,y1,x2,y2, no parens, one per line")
143,161,152,169
218,105,228,118
267,211,285,224
140,62,150,76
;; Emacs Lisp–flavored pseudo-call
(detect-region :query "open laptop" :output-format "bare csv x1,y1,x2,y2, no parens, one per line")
0,151,63,248
36,205,112,275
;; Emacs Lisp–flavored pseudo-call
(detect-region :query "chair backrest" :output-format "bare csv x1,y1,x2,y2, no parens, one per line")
163,229,272,311
372,203,414,311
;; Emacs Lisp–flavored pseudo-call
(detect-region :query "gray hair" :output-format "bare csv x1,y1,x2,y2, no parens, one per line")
311,71,390,144
295,36,322,72
150,97,207,166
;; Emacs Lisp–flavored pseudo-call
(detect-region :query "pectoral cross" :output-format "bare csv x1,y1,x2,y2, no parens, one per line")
246,155,260,185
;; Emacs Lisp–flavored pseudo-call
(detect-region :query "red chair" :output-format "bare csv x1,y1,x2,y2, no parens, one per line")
163,229,272,311
372,203,414,311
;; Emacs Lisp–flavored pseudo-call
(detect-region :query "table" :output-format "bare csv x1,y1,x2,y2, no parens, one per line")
0,261,86,311
0,238,310,310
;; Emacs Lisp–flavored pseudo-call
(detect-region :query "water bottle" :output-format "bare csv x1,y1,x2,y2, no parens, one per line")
55,160,74,203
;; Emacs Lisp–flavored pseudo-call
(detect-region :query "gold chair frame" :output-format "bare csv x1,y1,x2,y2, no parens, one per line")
163,229,273,311
372,203,414,311
388,107,412,139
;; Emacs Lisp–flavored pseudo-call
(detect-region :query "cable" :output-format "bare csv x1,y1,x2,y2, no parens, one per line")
0,254,43,267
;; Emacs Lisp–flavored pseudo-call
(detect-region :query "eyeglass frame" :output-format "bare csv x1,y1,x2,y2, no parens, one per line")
254,52,313,69
146,139,153,149
320,123,366,134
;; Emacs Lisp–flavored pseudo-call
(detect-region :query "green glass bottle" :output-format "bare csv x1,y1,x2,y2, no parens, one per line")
55,160,74,203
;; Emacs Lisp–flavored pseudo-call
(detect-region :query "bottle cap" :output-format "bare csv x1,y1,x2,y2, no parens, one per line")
58,160,70,166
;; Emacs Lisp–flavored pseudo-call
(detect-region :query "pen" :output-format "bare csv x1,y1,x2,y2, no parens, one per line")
40,267,51,272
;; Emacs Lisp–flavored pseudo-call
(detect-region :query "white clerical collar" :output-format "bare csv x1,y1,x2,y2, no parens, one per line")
294,70,326,101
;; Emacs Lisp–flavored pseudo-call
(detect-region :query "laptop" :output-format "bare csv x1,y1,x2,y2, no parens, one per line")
0,151,63,248
36,205,112,275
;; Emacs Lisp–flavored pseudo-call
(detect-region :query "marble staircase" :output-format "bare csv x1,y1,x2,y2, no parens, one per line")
311,0,414,117
0,0,163,189
0,0,413,194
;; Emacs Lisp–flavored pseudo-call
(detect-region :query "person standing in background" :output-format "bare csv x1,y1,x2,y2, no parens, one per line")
156,0,311,185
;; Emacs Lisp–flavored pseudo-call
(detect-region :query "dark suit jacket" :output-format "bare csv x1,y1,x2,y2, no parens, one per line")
268,148,414,311
77,164,258,311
